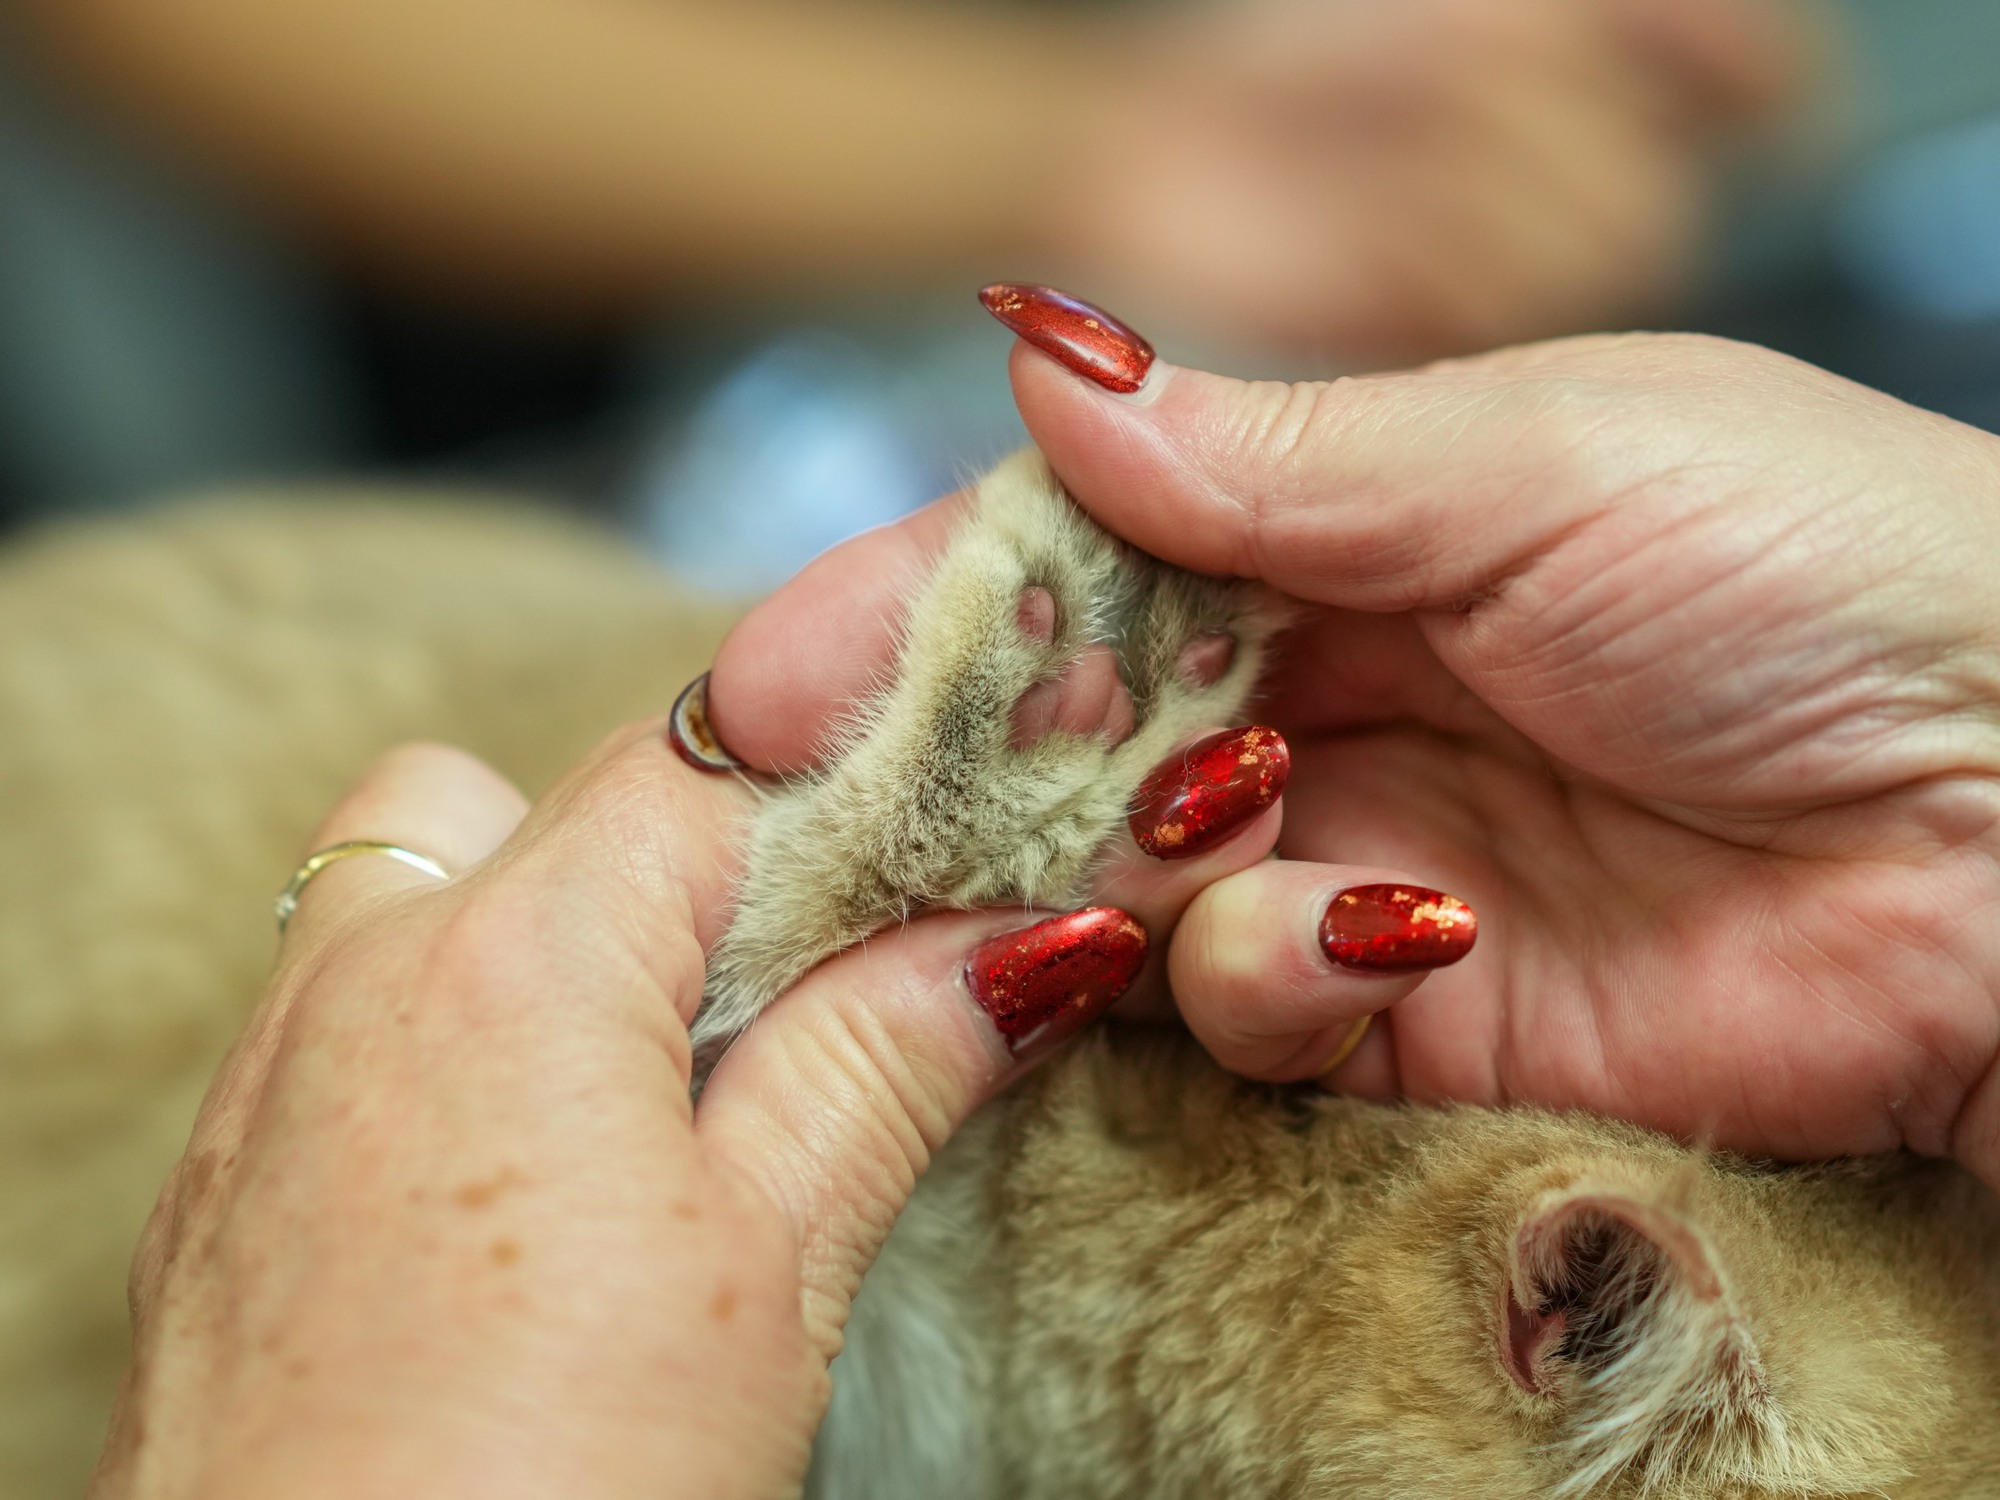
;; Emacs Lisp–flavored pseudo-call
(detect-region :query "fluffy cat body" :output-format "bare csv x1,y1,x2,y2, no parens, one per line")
0,465,1995,1498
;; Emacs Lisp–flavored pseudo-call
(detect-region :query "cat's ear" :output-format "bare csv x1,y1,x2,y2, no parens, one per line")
1501,1179,1777,1492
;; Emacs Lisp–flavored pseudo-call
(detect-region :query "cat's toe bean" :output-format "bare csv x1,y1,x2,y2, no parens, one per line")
1006,643,1135,751
1015,585,1057,645
1175,632,1237,689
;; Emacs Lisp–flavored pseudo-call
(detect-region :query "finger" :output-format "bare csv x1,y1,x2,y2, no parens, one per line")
1090,724,1288,1016
1168,859,1479,1083
1008,324,1674,612
493,715,758,1012
188,741,530,1218
706,495,966,774
279,741,529,945
695,903,1147,1355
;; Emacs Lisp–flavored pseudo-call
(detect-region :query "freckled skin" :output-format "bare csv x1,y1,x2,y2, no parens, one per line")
453,1168,525,1210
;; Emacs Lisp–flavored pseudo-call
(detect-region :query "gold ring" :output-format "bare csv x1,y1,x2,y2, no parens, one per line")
274,840,450,933
1317,1014,1373,1080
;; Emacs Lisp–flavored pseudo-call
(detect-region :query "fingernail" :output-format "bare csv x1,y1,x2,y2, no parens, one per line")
978,283,1156,393
667,673,747,773
1320,885,1478,973
964,908,1148,1058
1127,726,1289,860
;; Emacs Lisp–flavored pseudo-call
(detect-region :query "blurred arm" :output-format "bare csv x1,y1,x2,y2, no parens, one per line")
20,0,1097,311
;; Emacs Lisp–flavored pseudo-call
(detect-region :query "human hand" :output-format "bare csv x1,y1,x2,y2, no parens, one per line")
1049,0,1813,360
706,316,2000,1193
90,728,1149,1499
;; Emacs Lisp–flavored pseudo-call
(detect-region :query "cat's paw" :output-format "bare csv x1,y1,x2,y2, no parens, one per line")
696,450,1287,1047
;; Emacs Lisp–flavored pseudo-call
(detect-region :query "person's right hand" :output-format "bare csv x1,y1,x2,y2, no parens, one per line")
1054,0,1813,361
707,328,2000,1194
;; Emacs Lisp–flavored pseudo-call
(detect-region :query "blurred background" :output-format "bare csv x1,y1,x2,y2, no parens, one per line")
2,0,1998,592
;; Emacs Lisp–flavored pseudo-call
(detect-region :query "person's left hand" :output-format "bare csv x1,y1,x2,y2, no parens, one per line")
90,724,1150,1500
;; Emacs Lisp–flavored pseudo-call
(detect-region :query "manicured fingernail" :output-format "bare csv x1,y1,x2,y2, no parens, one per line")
978,283,1155,393
1320,885,1478,973
667,673,747,773
1127,726,1289,860
964,908,1148,1058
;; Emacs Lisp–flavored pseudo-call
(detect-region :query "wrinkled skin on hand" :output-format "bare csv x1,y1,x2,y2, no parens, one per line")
712,333,2000,1190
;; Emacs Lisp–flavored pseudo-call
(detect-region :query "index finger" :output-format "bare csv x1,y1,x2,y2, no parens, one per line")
498,715,757,967
707,495,965,774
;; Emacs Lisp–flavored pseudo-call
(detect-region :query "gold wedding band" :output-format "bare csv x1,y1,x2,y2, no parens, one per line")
274,840,450,934
1317,1014,1373,1080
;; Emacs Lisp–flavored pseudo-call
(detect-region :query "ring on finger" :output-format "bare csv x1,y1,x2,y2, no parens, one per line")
274,840,450,934
668,672,749,773
1316,1014,1373,1081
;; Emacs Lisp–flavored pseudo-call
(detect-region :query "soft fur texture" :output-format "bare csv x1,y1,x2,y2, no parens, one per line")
1,468,1995,1500
954,1036,2000,1499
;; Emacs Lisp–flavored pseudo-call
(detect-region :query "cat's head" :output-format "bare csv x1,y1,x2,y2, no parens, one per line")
1351,1109,1995,1498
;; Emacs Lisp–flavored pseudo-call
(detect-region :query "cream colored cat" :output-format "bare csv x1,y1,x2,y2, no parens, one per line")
0,463,1994,1500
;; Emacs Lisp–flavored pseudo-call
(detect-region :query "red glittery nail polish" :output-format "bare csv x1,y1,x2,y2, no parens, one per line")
964,908,1148,1057
1320,885,1477,974
1127,726,1289,861
668,673,747,773
978,283,1156,394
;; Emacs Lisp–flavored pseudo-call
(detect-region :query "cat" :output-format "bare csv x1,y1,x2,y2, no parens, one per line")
0,468,1994,1500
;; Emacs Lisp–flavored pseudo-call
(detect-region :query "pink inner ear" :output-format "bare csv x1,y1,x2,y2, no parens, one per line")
1502,1288,1566,1394
1499,1187,1729,1396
